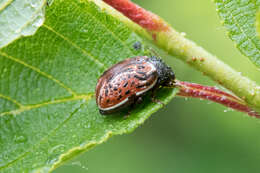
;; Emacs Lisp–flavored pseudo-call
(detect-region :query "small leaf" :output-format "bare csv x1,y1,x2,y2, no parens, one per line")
0,0,46,48
215,0,260,68
0,0,177,172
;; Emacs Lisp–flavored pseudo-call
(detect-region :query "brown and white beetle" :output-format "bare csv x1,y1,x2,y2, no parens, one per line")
95,56,175,115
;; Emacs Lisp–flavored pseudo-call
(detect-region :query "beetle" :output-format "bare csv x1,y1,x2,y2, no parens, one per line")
95,56,175,115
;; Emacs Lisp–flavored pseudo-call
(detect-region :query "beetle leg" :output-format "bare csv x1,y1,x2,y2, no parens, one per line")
136,96,143,104
124,111,131,119
99,109,106,115
152,97,165,106
123,94,136,119
151,88,165,106
124,104,134,119
124,95,143,119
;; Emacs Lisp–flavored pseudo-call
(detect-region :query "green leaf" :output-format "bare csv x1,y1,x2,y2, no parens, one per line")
0,0,46,48
0,0,177,172
256,11,260,38
215,0,260,68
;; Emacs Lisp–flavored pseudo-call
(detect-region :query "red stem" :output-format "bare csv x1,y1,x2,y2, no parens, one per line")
103,0,169,32
175,80,260,118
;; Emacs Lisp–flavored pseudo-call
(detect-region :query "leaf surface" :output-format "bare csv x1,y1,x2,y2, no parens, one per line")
257,11,260,37
215,0,260,68
0,0,45,48
0,0,177,172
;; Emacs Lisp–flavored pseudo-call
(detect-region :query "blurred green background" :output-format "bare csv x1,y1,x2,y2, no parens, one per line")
55,0,260,172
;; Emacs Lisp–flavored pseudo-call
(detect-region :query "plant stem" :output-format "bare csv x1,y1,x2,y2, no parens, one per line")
175,80,260,117
157,30,260,110
92,0,260,109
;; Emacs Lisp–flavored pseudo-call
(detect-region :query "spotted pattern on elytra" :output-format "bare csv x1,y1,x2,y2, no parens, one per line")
96,57,158,112
96,56,175,115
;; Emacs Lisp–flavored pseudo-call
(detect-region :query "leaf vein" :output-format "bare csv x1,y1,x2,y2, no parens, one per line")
0,0,14,12
0,101,86,170
42,24,107,69
72,1,135,56
0,50,77,96
10,0,46,36
0,93,94,116
0,93,23,108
